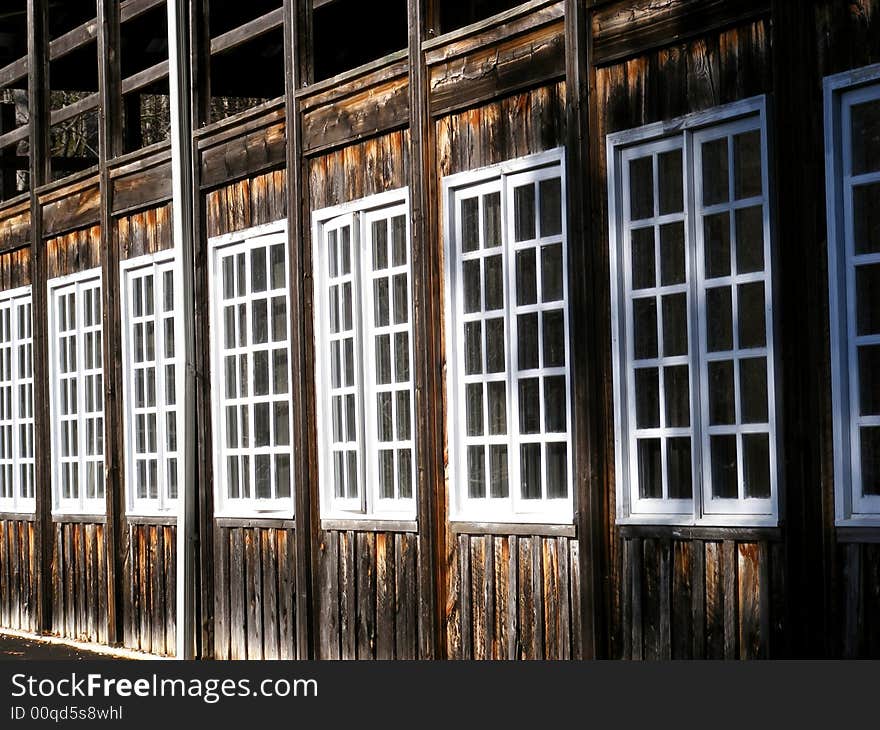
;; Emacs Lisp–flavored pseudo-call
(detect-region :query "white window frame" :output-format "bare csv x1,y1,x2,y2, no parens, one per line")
209,220,295,518
824,63,880,526
48,267,106,515
443,149,574,524
607,96,780,527
120,251,183,516
313,188,417,521
0,285,34,514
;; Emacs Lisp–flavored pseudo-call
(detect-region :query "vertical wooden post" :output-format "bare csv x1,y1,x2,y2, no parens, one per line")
26,0,51,636
284,0,316,661
189,0,213,659
566,0,605,659
97,0,124,648
408,0,441,659
167,0,198,660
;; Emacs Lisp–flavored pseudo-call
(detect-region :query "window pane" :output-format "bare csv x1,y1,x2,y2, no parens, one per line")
738,282,767,349
633,297,658,359
629,156,654,220
253,351,269,395
702,137,729,205
706,287,733,352
484,255,503,311
740,357,769,423
546,443,567,498
372,219,388,270
517,313,538,370
462,197,479,252
704,212,731,279
489,445,509,498
516,248,537,305
467,445,485,498
658,149,683,215
667,437,692,499
856,343,880,419
851,98,880,175
254,402,270,447
708,360,735,425
485,318,505,373
487,381,507,435
394,332,409,383
466,383,483,437
393,273,408,324
540,178,562,236
541,243,564,302
661,293,688,357
856,263,880,335
251,248,266,293
735,206,765,273
631,227,655,290
743,433,771,499
518,378,540,434
396,390,411,441
637,438,662,499
377,392,393,442
861,427,880,496
398,449,412,498
484,192,501,248
375,334,391,385
464,322,482,375
463,259,481,313
520,443,542,499
664,365,690,428
252,299,268,344
544,376,566,433
710,434,738,499
514,184,536,241
275,455,290,499
255,454,271,499
274,402,289,446
270,243,285,289
392,215,407,267
853,182,880,255
379,450,394,498
659,222,686,286
635,368,660,428
273,349,288,394
734,131,762,199
542,310,565,368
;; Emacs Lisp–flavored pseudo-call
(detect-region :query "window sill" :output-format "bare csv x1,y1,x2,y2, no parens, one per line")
126,513,178,526
837,526,880,544
51,513,107,524
214,516,295,529
320,518,418,534
0,511,35,522
618,523,783,542
450,521,576,538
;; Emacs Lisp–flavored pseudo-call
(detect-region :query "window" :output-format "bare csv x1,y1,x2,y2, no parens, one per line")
121,253,181,515
314,192,415,520
825,65,880,525
0,287,34,513
444,151,572,524
48,269,105,514
210,223,293,516
608,97,778,526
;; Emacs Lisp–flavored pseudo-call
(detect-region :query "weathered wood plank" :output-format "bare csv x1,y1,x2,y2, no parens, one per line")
229,528,246,660
262,529,279,660
339,530,356,659
356,532,376,659
738,542,761,660
213,523,229,660
277,529,296,660
245,529,263,660
375,532,395,659
318,531,340,659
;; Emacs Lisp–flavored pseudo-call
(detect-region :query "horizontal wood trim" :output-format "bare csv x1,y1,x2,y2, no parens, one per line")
49,18,98,62
108,140,171,176
428,20,565,118
112,158,173,214
200,122,286,190
210,8,284,57
320,519,418,534
0,125,29,151
424,0,563,65
0,57,27,87
41,183,102,238
214,517,296,529
296,50,409,102
195,99,286,147
299,58,408,112
450,521,576,538
618,524,783,543
35,168,100,201
591,0,771,66
50,94,100,127
51,514,107,524
0,512,35,522
125,514,177,526
837,527,880,544
0,201,31,252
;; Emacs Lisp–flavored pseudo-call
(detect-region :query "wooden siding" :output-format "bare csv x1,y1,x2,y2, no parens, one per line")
447,534,580,659
212,525,297,660
123,523,176,656
316,530,420,660
0,519,38,633
50,521,108,644
205,169,287,239
116,203,174,261
838,541,880,658
618,536,782,660
0,202,31,252
307,129,411,212
0,247,32,289
45,225,103,279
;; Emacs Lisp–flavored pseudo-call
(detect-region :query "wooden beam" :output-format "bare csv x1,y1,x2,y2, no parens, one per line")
284,0,316,662
210,8,284,57
0,57,28,88
49,93,100,127
48,18,99,62
407,0,441,660
121,60,169,96
0,126,30,152
120,0,167,24
26,0,51,636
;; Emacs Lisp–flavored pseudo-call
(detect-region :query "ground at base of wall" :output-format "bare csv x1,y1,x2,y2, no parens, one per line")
0,631,144,660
